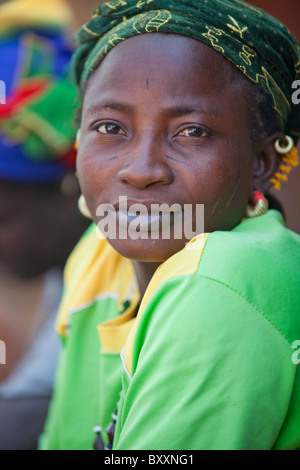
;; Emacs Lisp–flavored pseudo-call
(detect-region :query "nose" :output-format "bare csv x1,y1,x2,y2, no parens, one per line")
117,132,173,189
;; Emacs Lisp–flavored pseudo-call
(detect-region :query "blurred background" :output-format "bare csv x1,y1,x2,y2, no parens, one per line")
0,0,92,450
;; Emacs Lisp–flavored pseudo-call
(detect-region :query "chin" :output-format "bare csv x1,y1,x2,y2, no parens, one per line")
106,237,187,263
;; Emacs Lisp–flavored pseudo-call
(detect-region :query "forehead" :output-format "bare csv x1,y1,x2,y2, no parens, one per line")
83,33,240,105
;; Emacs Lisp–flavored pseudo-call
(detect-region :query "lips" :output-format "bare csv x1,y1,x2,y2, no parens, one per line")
99,197,183,234
117,209,182,233
111,197,183,212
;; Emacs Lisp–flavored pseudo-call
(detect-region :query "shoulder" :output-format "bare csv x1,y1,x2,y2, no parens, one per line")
123,211,300,377
201,210,300,281
146,210,300,315
198,210,300,341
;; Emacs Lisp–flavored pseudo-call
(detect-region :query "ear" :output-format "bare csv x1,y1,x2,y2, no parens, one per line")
252,131,284,193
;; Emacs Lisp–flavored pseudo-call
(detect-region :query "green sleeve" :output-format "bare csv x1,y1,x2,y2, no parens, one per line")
114,275,296,450
38,346,67,450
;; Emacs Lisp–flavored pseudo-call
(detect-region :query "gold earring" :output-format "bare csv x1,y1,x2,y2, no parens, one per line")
271,135,299,191
274,135,294,155
246,190,268,218
78,194,92,219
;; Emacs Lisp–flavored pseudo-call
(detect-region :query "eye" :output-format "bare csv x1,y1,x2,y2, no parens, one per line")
177,126,209,138
97,123,126,135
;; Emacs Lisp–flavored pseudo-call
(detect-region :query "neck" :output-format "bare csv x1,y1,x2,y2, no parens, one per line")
132,260,162,299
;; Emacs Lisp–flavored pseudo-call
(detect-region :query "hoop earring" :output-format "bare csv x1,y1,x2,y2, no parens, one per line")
246,190,268,218
78,194,92,219
271,135,299,191
274,135,294,154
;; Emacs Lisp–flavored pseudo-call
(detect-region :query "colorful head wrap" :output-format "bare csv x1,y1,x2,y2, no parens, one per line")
0,0,78,183
72,0,300,146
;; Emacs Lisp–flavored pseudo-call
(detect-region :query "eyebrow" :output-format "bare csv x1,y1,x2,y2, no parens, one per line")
162,105,223,118
86,102,136,116
86,102,223,118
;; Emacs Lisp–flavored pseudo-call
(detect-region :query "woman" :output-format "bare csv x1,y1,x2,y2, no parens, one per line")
42,0,300,450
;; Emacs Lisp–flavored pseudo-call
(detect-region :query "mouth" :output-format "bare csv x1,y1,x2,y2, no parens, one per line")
117,209,182,233
97,197,184,237
112,197,182,210
95,197,204,240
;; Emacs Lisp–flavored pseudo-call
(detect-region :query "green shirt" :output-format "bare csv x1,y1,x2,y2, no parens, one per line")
41,211,300,450
114,210,300,450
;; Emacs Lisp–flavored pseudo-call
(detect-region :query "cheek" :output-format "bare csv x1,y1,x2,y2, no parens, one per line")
184,154,253,231
76,148,117,211
77,150,96,188
77,150,100,193
183,157,235,203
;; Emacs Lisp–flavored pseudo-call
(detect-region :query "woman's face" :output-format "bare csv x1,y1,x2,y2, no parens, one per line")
78,33,258,262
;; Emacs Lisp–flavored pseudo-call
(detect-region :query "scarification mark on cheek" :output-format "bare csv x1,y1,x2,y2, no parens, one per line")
225,177,241,207
165,155,193,167
166,155,181,163
107,156,119,161
210,192,225,217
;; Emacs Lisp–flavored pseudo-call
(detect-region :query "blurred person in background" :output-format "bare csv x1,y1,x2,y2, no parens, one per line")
0,0,89,450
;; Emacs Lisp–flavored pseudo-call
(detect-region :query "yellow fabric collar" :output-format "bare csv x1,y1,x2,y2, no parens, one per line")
56,226,140,338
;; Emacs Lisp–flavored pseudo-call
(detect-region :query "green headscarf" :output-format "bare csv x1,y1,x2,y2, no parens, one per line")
72,0,300,143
